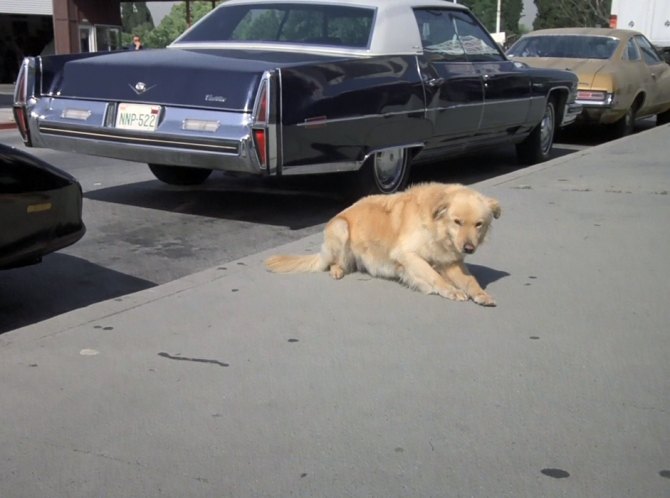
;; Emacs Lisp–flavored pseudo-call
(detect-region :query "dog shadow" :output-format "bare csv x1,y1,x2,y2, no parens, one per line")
467,264,509,288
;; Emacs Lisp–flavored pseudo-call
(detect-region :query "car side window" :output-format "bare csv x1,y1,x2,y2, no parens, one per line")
413,9,503,63
626,38,640,60
451,11,504,62
635,35,662,65
413,8,467,62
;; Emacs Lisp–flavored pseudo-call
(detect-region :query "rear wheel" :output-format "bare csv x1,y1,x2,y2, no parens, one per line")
610,106,636,138
148,164,212,185
350,147,411,198
516,99,555,164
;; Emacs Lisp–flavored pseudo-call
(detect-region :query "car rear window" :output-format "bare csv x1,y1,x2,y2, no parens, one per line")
507,35,619,60
177,3,375,49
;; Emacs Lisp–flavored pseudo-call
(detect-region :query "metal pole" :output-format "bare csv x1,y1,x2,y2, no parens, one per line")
496,0,502,32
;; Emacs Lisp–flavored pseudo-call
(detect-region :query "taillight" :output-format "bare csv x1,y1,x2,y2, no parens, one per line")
252,77,270,170
253,129,267,166
256,83,268,123
13,59,31,143
14,62,27,105
13,106,28,136
609,15,617,28
576,90,613,106
578,91,604,100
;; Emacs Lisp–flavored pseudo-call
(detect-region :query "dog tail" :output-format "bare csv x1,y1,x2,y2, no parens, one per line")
265,253,326,273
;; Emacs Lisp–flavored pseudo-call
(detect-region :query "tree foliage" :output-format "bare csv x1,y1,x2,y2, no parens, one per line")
120,2,154,47
460,0,524,35
533,0,612,30
143,1,225,48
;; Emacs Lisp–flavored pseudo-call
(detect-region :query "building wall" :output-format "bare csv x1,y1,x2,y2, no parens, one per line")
53,0,122,54
0,0,125,82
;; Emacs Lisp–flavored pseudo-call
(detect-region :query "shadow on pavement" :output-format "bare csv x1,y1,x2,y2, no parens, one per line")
85,176,351,230
0,253,155,334
468,264,510,289
410,143,575,186
83,144,573,223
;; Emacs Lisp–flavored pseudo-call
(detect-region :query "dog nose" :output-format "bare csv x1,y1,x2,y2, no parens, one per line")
463,243,475,254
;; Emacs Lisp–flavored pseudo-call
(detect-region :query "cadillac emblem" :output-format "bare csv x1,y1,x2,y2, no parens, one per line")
130,81,156,95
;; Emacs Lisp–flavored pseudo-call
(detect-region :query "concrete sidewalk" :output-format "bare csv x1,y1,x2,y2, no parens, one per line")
0,107,15,130
2,127,669,497
0,83,15,130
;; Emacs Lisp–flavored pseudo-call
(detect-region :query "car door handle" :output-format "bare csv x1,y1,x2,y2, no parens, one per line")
423,76,445,87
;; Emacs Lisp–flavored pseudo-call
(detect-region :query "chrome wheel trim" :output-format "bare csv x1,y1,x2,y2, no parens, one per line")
373,148,407,193
540,102,555,155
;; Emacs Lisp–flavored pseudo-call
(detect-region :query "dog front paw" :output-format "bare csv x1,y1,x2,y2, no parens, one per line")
438,287,468,302
329,264,345,280
472,292,496,307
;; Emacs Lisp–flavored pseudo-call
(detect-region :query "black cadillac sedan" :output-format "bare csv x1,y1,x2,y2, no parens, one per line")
0,144,85,270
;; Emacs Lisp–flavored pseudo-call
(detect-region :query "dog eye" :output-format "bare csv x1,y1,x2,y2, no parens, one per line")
475,221,483,228
454,219,463,226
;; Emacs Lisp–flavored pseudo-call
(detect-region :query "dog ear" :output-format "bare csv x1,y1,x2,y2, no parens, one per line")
487,197,501,219
433,202,449,219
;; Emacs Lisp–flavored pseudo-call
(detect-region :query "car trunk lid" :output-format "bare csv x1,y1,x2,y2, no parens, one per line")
512,57,608,89
47,48,325,112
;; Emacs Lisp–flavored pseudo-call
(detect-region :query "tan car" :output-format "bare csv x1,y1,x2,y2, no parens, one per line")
507,27,670,136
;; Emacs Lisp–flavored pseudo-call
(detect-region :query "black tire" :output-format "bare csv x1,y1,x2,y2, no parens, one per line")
148,164,212,185
350,147,411,198
610,106,636,138
516,99,555,165
657,108,670,126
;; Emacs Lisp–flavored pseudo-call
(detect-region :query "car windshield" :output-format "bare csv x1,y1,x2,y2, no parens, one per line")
507,35,619,60
176,3,375,49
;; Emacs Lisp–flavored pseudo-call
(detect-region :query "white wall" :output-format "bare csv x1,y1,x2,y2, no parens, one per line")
0,0,53,15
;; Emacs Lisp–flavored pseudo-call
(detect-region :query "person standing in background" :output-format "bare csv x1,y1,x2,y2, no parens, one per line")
129,35,143,50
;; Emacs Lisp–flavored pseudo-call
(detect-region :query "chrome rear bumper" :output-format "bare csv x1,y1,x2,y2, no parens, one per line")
27,97,265,174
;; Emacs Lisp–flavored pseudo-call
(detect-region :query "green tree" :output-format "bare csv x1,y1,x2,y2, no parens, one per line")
145,1,224,48
534,0,612,29
120,2,154,47
460,0,524,36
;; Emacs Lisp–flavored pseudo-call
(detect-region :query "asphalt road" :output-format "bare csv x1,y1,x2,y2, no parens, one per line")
0,123,650,333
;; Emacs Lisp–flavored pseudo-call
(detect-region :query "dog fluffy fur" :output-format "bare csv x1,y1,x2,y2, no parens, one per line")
265,183,501,306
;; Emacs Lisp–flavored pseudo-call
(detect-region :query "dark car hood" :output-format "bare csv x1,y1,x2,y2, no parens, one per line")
50,48,340,112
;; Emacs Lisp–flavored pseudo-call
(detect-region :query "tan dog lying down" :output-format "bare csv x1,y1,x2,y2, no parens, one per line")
265,183,501,306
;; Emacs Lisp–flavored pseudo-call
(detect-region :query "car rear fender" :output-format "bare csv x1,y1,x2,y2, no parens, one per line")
14,52,106,146
277,55,426,172
13,57,38,145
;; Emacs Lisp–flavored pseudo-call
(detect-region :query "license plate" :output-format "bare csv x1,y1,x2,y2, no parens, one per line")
115,103,161,131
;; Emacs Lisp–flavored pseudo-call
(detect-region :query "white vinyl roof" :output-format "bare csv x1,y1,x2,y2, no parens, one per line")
173,0,469,57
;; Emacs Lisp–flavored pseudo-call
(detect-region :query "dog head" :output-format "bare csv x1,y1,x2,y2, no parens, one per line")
432,186,501,256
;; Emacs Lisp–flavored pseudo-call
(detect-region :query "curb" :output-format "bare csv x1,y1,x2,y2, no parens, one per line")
0,106,15,130
8,126,631,339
